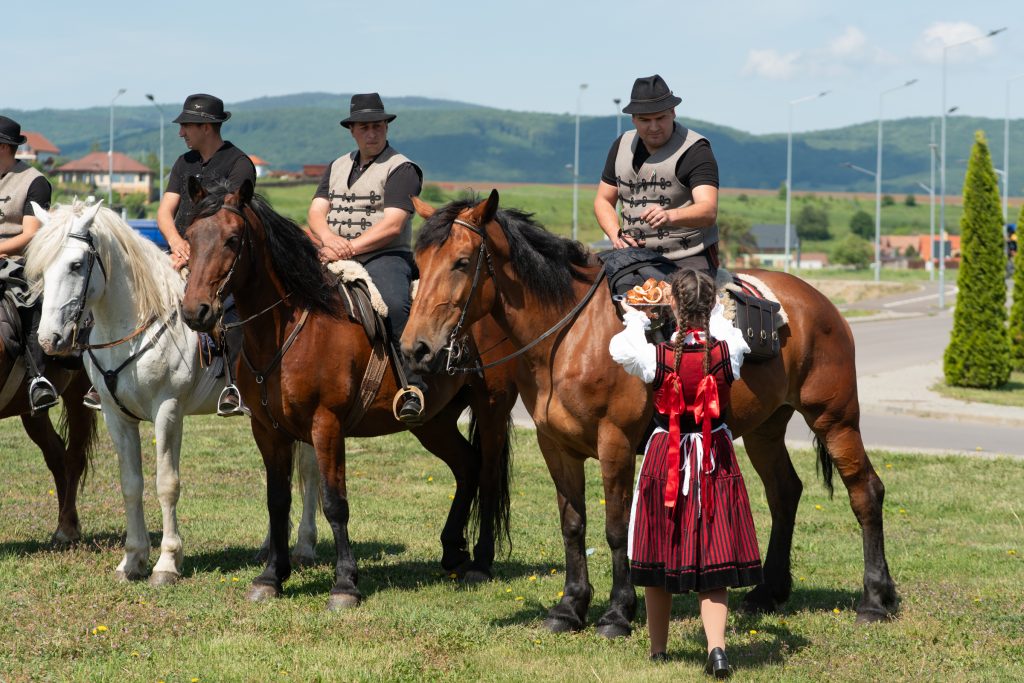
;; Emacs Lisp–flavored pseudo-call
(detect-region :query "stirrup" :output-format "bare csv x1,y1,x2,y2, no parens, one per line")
392,385,425,423
28,376,59,414
217,384,250,418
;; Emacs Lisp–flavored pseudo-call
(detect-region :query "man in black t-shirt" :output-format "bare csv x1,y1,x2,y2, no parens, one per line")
157,94,256,271
594,75,720,275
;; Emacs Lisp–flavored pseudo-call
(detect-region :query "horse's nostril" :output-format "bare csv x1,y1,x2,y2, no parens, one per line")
413,340,432,364
197,304,210,323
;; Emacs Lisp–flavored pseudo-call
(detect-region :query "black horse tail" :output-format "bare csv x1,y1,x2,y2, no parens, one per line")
813,436,835,499
57,391,100,490
468,409,515,555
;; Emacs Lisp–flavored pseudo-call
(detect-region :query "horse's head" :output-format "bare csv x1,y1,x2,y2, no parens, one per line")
27,200,106,355
401,190,501,375
181,177,254,332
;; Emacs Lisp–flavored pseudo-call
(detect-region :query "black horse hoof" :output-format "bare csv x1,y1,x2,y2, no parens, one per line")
854,607,894,624
327,592,361,611
461,567,493,585
245,583,281,602
595,621,632,639
740,588,778,615
543,616,583,633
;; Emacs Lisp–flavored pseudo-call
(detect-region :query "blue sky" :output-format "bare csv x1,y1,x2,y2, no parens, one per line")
10,1,1023,134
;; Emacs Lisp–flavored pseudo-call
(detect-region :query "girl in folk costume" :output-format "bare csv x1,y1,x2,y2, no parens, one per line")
609,269,763,678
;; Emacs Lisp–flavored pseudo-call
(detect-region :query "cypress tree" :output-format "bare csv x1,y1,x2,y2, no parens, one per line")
1010,202,1024,369
943,131,1011,388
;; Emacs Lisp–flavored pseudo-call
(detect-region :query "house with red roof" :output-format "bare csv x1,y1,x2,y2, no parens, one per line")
16,132,61,165
248,154,271,178
57,152,153,197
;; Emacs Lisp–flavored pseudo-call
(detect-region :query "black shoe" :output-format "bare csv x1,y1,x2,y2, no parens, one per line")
704,647,732,678
650,652,670,663
397,392,424,424
29,377,59,413
217,385,248,417
82,387,102,411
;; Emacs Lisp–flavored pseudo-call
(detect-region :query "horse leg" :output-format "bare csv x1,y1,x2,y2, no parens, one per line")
413,410,477,578
149,402,185,586
593,431,638,639
538,433,593,632
291,442,320,568
20,411,78,545
806,411,898,622
739,405,802,614
311,412,360,610
54,385,97,545
105,413,149,581
247,422,295,602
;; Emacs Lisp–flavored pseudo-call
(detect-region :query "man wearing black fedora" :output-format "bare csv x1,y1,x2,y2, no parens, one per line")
594,74,720,276
0,115,60,412
307,93,427,424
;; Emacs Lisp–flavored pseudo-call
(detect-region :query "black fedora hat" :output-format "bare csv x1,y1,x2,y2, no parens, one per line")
172,93,232,124
0,115,27,146
340,93,397,128
622,75,682,115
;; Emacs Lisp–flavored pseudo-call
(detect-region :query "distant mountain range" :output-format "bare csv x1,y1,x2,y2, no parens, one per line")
10,92,1024,194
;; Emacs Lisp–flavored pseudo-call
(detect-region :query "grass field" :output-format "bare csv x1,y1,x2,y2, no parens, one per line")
1,413,1022,681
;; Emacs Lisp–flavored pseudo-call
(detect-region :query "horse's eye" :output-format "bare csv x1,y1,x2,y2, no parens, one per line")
69,261,82,272
225,235,240,249
454,257,471,271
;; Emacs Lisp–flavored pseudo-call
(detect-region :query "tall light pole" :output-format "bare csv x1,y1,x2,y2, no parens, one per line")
572,83,588,242
785,90,829,273
927,121,938,281
613,98,622,138
1004,73,1024,226
145,94,165,198
874,79,918,282
940,27,1006,309
108,88,126,205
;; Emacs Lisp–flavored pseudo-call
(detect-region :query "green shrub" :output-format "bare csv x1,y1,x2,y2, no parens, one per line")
1010,203,1024,369
831,234,873,268
944,131,1011,388
849,209,874,239
796,203,830,240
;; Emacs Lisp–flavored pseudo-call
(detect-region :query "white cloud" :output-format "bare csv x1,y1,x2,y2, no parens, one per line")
829,26,866,58
915,22,999,64
742,49,800,80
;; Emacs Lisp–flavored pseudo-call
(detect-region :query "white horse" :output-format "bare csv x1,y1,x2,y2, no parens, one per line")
25,201,320,585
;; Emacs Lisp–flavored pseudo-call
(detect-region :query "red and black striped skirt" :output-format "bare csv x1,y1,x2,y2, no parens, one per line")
628,427,763,593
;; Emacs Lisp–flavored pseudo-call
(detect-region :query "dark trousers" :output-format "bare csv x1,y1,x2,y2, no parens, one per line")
361,251,426,392
671,243,720,281
20,304,48,378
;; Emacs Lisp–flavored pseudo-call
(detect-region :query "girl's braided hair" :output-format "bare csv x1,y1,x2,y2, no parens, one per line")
669,269,717,375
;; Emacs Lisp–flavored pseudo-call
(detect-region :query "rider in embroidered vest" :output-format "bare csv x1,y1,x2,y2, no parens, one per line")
307,93,427,424
80,94,256,416
594,75,721,278
0,115,59,412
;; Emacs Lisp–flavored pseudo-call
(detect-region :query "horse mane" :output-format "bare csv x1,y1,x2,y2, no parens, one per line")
193,183,338,314
416,198,595,308
25,201,182,325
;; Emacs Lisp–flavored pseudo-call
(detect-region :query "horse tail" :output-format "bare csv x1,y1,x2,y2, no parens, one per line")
468,408,515,555
57,396,99,491
813,435,835,499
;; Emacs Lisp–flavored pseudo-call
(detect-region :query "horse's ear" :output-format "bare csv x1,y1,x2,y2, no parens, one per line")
82,199,103,225
30,202,51,226
468,189,500,227
238,179,254,206
411,195,435,220
187,175,207,204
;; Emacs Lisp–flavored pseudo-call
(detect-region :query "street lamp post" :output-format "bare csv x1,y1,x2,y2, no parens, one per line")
145,94,165,198
108,88,127,205
1004,74,1024,226
928,121,938,280
874,79,918,282
785,90,829,273
572,83,588,242
940,27,1006,309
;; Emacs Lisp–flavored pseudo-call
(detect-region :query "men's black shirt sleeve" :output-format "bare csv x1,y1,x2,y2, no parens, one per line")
23,176,53,216
381,163,423,213
600,136,719,189
165,156,189,196
313,166,332,200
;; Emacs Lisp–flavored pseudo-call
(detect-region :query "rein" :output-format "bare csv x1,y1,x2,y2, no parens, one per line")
77,315,159,350
443,218,606,375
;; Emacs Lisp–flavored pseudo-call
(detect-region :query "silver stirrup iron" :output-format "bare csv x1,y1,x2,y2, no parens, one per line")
217,383,250,417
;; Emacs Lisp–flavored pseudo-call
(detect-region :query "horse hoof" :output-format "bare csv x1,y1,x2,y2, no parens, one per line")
740,589,778,615
326,593,360,611
595,622,632,639
148,571,181,587
461,568,493,585
114,570,146,583
50,529,81,549
245,584,281,602
854,608,893,624
543,616,583,633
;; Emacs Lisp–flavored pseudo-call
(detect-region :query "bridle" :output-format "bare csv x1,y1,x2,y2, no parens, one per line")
64,229,107,347
441,217,605,375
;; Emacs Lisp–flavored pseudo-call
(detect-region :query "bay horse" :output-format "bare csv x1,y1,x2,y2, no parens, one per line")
400,191,897,636
26,200,322,585
179,180,517,608
0,335,96,546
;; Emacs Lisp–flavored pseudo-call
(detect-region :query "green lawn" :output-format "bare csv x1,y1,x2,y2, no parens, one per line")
932,371,1024,408
1,413,1022,681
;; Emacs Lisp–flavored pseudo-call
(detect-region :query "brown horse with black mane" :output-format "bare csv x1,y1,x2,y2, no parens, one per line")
179,180,517,608
401,191,897,637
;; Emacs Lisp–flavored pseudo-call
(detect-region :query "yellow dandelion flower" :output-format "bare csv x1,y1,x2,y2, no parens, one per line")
192,678,200,683
539,550,545,557
899,509,906,514
219,577,226,583
515,596,524,601
48,489,55,496
799,577,806,582
885,463,892,469
600,499,606,505
749,629,758,635
832,608,841,614
529,575,537,581
449,494,455,500
814,504,823,511
506,588,512,593
96,625,108,633
91,628,97,635
280,671,289,676
550,568,557,574
152,437,157,445
974,598,981,603
427,476,434,482
1008,550,1017,556
558,591,564,598
231,577,239,582
533,639,541,645
448,572,458,579
131,651,140,657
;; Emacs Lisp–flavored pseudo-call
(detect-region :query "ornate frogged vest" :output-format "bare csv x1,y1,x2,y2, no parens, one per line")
0,161,45,237
614,126,718,261
326,146,419,261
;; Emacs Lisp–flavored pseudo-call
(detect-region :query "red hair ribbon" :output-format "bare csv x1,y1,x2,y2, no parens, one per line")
694,373,721,520
654,372,685,508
